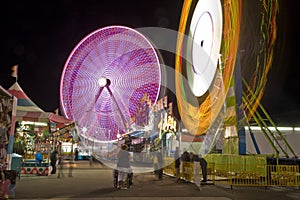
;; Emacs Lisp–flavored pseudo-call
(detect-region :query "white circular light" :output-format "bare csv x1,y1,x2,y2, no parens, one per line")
187,0,223,97
98,77,107,87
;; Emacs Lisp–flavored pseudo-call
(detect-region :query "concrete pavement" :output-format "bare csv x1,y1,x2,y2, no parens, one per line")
13,161,300,200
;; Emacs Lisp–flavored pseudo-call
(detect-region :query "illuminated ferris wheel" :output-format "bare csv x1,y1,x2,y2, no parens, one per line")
60,26,161,142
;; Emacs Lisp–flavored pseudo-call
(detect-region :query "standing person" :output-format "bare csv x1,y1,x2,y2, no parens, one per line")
68,160,74,177
191,153,201,189
116,144,131,189
50,149,58,174
57,154,64,178
153,151,163,180
181,150,190,182
174,147,181,182
199,154,207,183
75,148,79,161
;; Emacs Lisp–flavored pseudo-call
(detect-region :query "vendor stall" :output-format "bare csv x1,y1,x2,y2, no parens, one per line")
51,123,78,160
8,82,74,176
8,82,52,176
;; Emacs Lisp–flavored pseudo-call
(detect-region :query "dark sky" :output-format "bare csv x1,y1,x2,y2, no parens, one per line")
261,0,300,125
0,0,299,125
0,0,183,111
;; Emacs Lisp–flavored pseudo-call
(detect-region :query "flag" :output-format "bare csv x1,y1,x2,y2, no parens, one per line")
54,108,59,115
11,65,18,78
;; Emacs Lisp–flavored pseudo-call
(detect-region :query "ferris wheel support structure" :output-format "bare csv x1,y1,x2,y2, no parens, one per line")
94,77,128,133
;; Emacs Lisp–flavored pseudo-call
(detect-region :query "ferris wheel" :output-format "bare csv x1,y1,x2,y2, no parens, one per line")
60,26,161,142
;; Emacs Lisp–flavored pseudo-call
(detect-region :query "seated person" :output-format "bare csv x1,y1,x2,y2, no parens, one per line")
35,151,43,164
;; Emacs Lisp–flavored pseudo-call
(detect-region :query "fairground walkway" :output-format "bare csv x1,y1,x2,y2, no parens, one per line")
14,161,300,200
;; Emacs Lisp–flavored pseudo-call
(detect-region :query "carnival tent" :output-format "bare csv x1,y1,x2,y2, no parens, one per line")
7,82,75,176
8,82,49,122
8,82,74,127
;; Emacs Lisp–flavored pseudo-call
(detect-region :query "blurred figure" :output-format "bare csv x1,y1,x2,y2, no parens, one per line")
74,148,79,161
181,150,190,182
153,151,163,180
174,147,181,182
190,152,201,189
189,152,194,162
68,160,74,177
57,154,64,178
50,149,58,174
116,144,132,189
181,151,190,162
199,154,207,183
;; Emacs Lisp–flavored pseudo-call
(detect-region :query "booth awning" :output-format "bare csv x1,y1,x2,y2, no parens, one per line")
16,111,50,122
8,82,74,126
48,113,74,129
8,82,44,112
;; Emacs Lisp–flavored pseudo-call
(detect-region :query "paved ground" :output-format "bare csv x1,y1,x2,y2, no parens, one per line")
13,161,300,200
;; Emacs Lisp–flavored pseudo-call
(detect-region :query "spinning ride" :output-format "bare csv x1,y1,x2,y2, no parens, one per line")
60,26,161,142
176,0,225,136
176,0,278,137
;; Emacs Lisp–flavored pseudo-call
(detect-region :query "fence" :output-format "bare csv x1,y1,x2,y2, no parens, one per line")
163,157,300,187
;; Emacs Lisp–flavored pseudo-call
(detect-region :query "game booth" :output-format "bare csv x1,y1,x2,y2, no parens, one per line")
8,82,74,177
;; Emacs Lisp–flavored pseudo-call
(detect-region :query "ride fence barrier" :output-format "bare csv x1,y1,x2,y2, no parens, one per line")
162,157,175,176
162,157,216,183
265,165,300,186
163,157,300,187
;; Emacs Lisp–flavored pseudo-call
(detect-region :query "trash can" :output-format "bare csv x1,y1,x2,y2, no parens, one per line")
11,153,23,179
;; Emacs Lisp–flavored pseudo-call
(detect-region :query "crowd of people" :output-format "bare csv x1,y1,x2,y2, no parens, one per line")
174,148,207,183
43,143,207,188
47,148,76,178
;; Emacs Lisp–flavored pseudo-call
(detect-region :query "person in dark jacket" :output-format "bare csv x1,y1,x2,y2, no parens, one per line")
75,148,79,161
50,149,58,174
174,147,181,182
199,155,207,182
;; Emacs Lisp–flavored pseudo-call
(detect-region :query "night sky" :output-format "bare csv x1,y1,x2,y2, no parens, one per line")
0,0,299,125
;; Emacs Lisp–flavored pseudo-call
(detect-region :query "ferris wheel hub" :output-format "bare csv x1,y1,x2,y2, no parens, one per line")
98,77,111,87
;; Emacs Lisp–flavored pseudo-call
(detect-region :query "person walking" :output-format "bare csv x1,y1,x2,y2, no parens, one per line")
190,153,201,189
68,160,74,177
153,151,163,180
74,148,79,161
174,147,181,182
57,154,64,178
116,144,132,189
181,150,191,182
50,149,58,175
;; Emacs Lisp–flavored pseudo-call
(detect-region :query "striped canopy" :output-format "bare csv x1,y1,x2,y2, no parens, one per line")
8,82,74,127
8,82,49,122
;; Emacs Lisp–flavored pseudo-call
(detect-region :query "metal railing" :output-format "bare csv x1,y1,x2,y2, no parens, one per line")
163,158,300,187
